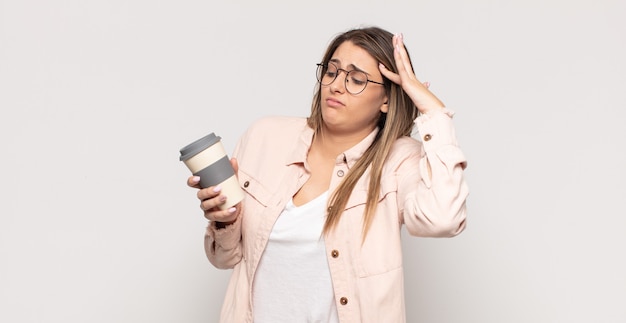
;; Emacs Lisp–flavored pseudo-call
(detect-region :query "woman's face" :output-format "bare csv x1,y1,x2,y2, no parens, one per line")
320,41,388,136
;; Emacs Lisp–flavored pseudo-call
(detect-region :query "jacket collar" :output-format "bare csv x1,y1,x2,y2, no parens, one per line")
286,123,380,170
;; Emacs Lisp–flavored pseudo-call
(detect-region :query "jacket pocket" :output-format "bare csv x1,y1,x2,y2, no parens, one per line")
344,178,398,210
237,169,272,207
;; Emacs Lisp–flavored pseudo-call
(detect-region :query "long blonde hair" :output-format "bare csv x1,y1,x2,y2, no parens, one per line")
308,26,419,240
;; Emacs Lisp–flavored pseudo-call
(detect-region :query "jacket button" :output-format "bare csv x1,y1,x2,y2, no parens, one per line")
336,170,344,177
423,134,432,141
340,297,348,305
243,181,250,188
331,250,339,258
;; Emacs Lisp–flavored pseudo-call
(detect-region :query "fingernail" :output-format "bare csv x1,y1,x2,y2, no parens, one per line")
220,195,227,202
379,63,386,69
192,176,200,183
228,207,237,214
213,185,222,193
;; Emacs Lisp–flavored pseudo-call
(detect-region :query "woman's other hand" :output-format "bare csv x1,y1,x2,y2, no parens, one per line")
379,33,445,115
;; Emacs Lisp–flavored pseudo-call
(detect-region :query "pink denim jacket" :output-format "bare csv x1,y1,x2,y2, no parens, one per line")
204,109,468,322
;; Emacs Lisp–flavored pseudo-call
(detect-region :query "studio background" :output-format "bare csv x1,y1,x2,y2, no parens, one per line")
1,0,625,322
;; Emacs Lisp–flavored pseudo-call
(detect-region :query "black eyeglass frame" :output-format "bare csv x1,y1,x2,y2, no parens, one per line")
316,62,385,95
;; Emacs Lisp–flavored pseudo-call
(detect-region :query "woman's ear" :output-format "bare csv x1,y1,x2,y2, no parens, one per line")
380,97,389,113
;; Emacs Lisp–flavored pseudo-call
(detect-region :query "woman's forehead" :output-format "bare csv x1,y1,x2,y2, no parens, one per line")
330,42,378,70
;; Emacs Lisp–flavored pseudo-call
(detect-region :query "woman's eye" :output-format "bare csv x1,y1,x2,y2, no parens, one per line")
350,76,366,85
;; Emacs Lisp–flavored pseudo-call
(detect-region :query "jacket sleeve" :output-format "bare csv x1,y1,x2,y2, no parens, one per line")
204,217,243,269
203,130,249,269
398,108,469,237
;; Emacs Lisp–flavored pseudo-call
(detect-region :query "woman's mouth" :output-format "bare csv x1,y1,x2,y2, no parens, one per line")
326,98,344,108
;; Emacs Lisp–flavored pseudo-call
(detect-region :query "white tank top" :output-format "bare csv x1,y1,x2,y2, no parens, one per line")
252,191,339,323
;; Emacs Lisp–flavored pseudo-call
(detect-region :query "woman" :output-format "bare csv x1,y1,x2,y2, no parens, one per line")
187,26,468,323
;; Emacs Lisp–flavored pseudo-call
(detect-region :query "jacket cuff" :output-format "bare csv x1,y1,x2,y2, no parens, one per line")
413,108,459,153
206,216,242,250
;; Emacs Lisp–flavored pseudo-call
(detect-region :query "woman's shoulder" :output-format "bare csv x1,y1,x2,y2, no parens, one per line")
240,115,310,145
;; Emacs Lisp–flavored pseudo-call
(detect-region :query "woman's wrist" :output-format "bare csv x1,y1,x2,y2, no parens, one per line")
215,218,238,229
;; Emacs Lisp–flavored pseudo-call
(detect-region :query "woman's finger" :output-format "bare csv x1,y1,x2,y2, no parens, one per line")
200,193,227,211
197,185,223,202
379,63,400,84
392,35,407,80
187,176,201,188
394,33,418,82
389,33,445,113
204,205,240,222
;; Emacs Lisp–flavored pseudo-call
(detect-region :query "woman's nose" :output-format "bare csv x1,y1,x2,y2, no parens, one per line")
329,71,347,93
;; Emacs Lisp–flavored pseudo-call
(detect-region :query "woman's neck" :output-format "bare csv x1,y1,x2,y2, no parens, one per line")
313,125,375,158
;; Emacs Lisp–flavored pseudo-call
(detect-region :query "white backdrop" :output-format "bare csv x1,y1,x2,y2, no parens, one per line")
1,0,625,322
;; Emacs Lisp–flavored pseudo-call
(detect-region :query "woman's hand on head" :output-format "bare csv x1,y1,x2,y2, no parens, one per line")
379,33,445,115
186,158,241,225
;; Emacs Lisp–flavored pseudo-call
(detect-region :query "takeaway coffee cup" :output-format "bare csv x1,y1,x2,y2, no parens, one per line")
179,133,244,210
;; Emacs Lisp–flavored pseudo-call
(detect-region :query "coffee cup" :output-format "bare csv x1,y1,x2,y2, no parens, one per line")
179,133,244,210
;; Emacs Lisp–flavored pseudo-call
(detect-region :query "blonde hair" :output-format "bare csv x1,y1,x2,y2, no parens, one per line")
308,26,419,240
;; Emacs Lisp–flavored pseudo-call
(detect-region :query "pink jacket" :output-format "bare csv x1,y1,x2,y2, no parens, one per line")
205,109,468,322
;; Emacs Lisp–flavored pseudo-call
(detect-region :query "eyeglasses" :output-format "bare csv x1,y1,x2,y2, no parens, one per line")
316,62,384,95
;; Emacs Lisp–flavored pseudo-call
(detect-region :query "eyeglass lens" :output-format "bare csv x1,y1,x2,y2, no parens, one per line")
316,63,369,94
